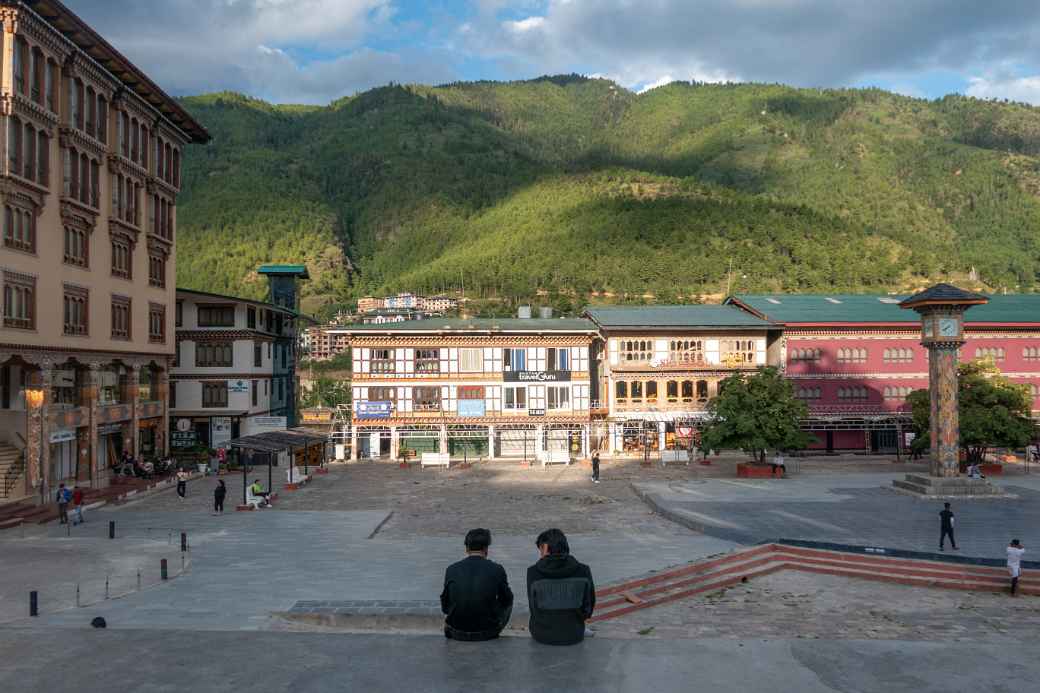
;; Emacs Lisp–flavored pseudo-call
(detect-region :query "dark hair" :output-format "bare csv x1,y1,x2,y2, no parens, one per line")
535,528,570,555
944,502,951,508
465,528,492,552
1012,539,1021,546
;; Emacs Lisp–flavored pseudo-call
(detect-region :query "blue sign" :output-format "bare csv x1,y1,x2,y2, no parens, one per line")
356,401,392,419
458,400,486,417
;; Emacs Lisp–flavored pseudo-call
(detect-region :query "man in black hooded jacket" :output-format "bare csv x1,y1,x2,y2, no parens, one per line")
526,528,595,645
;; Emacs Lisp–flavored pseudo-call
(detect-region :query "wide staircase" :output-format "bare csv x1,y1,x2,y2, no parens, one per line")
591,542,1038,622
0,442,25,501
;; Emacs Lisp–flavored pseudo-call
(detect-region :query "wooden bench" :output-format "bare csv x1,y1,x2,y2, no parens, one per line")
421,452,451,469
538,450,571,467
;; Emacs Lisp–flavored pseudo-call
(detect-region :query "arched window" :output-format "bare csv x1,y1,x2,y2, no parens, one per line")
97,96,108,143
164,142,172,181
631,381,643,401
86,87,96,134
79,153,89,203
696,380,708,401
172,148,180,186
131,118,139,162
13,37,28,95
23,123,35,181
8,116,22,176
30,48,44,104
75,79,85,130
615,381,628,401
37,131,49,186
666,380,678,402
646,381,658,402
45,60,57,113
680,380,693,402
141,125,149,168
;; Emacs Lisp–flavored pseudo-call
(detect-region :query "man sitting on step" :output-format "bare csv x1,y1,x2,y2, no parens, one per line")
440,528,514,641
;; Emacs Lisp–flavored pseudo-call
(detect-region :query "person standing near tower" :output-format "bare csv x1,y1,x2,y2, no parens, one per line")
939,502,957,551
1007,539,1026,596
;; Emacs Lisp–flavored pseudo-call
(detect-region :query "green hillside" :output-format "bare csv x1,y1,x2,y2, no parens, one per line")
175,79,1040,316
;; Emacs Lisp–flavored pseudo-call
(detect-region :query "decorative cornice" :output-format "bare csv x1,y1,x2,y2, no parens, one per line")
59,126,107,160
108,218,140,245
1,94,60,130
65,52,119,100
0,177,47,209
107,153,147,180
176,330,277,342
0,344,171,364
349,336,593,347
4,7,72,61
60,200,97,231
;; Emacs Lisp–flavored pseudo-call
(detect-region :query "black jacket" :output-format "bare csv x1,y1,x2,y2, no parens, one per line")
440,555,513,638
526,554,595,645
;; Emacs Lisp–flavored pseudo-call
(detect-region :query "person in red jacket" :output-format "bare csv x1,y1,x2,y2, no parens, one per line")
71,486,85,526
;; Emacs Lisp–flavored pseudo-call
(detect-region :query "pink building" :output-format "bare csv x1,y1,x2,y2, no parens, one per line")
728,294,1040,454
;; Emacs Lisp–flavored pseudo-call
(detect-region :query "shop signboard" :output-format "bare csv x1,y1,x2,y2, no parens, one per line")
504,371,570,383
356,401,392,419
457,400,486,417
211,417,232,449
528,408,546,416
97,424,123,435
301,409,334,424
228,380,249,393
253,416,288,432
171,431,198,449
49,429,76,444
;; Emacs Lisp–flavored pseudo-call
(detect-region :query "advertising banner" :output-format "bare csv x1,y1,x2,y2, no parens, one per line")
457,400,486,417
356,401,392,419
503,371,571,383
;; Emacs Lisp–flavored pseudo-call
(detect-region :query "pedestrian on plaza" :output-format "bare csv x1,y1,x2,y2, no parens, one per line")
55,483,70,525
71,485,85,525
939,502,957,551
591,452,601,484
771,451,786,477
250,479,270,502
1007,539,1026,596
527,528,595,646
213,480,227,515
176,468,189,500
440,528,514,641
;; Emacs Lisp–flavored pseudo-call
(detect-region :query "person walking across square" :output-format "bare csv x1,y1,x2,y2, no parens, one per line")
71,486,85,525
939,502,957,551
55,483,70,525
213,479,227,515
591,452,600,484
1007,539,1026,596
176,468,189,500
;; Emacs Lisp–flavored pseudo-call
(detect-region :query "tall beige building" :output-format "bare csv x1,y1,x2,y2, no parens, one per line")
0,0,209,502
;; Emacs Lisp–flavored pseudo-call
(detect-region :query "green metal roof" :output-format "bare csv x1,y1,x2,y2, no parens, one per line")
585,305,774,329
257,265,310,278
332,318,598,333
730,294,1040,324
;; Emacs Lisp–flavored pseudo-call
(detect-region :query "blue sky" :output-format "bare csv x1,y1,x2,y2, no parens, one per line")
65,1,1040,105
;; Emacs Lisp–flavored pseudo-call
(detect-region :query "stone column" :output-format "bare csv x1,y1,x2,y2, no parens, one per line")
658,421,667,452
390,427,399,461
87,364,102,489
24,367,51,504
439,425,448,456
487,425,496,460
129,366,141,458
929,346,961,477
581,425,589,459
349,425,359,461
158,367,170,457
535,424,545,458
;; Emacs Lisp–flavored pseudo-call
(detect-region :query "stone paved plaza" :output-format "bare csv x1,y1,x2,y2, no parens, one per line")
2,457,1040,691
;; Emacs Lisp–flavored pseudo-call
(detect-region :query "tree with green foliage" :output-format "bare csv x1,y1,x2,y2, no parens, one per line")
907,359,1034,466
300,377,350,409
700,367,812,463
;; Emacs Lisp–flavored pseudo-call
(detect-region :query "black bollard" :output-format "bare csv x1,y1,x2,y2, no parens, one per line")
29,591,38,617
160,558,168,581
108,520,115,539
180,532,187,552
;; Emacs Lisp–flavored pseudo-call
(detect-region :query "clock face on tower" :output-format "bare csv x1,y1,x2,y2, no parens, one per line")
938,317,958,337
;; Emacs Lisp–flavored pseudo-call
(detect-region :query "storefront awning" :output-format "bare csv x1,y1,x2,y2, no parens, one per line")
229,428,328,453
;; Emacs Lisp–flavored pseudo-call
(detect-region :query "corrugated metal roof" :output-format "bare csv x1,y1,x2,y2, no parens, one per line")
585,305,774,329
258,265,310,278
331,318,598,333
730,294,1040,324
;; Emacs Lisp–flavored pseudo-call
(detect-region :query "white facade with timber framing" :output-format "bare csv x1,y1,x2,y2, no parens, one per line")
336,317,597,461
585,305,779,456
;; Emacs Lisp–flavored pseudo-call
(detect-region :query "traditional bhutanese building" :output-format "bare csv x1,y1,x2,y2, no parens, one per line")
727,294,1040,453
335,317,598,461
584,305,779,455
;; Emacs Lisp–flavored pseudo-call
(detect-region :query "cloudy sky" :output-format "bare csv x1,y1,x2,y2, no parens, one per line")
64,0,1040,105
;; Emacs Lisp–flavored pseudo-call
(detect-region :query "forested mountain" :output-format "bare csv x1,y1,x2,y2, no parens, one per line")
176,77,1040,316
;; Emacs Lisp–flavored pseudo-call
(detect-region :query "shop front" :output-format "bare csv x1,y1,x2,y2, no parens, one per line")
138,418,162,459
497,426,537,458
48,428,79,485
97,422,127,470
398,426,440,457
447,425,489,459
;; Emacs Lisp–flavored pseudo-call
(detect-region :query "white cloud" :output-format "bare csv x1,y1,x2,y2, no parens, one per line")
966,73,1040,105
504,16,545,33
637,76,676,94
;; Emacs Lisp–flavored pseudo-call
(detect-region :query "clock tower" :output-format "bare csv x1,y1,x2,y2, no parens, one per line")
899,284,988,477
